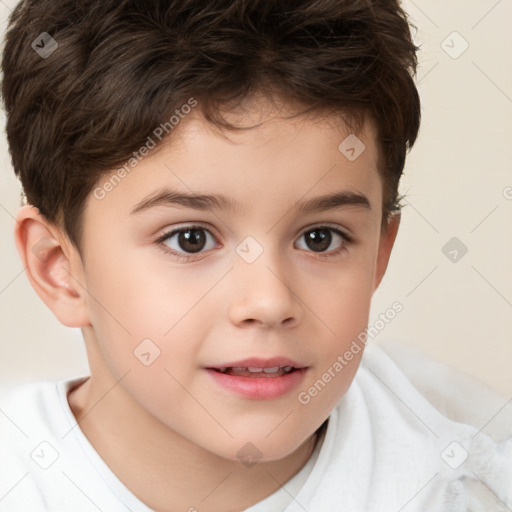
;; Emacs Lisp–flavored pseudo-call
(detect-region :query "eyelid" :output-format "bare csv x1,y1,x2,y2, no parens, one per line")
154,221,215,237
153,223,218,247
299,222,353,242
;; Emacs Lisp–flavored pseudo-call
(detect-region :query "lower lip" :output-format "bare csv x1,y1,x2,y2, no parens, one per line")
204,368,307,400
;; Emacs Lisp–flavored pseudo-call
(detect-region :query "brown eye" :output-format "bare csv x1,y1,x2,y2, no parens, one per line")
175,228,207,253
304,228,332,252
295,226,348,254
159,225,217,256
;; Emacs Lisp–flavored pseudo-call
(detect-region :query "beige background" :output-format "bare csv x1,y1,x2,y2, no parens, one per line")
0,1,511,396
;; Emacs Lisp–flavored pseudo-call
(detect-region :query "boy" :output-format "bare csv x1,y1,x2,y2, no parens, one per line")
0,1,510,511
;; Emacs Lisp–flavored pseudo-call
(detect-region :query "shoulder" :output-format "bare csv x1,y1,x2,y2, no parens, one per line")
0,377,90,511
359,340,512,440
346,341,512,510
0,379,59,441
0,380,60,510
0,378,76,462
0,375,90,453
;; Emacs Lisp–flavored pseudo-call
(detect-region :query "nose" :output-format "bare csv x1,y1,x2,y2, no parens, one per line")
227,247,303,329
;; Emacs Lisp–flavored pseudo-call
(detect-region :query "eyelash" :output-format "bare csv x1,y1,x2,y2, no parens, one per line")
153,223,353,262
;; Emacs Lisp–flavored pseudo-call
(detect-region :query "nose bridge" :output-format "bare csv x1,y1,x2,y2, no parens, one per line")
228,234,302,327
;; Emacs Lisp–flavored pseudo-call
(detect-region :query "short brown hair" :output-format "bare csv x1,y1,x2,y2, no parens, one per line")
1,0,420,254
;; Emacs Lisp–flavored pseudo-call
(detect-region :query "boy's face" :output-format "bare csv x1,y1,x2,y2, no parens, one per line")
55,101,398,461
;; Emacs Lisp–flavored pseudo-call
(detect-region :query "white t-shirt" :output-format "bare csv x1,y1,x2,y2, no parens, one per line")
1,343,511,512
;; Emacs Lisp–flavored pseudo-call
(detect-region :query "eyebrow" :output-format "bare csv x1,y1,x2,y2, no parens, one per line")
130,187,371,215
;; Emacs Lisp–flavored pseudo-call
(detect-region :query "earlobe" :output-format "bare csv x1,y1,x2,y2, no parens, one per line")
373,212,401,292
14,205,90,327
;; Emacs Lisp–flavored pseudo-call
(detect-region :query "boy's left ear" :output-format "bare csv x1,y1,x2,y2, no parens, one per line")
373,212,401,291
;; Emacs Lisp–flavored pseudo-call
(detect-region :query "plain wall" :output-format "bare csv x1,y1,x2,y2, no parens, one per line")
0,0,511,396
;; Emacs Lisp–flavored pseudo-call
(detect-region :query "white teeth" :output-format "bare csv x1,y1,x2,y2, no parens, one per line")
215,366,296,374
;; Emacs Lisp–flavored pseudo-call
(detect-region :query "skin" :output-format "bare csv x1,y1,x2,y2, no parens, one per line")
14,97,400,512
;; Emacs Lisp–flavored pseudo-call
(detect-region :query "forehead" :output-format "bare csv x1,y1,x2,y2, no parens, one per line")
172,101,377,165
86,100,382,222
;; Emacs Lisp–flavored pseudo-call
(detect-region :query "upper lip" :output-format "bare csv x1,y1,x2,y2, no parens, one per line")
206,357,307,370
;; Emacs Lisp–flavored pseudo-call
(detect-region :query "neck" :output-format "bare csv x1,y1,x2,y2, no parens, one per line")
67,375,322,512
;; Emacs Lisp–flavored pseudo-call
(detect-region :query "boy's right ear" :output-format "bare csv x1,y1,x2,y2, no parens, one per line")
13,205,91,328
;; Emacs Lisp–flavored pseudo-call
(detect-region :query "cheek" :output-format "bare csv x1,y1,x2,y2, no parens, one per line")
82,247,216,379
84,243,189,334
311,258,376,335
301,261,375,395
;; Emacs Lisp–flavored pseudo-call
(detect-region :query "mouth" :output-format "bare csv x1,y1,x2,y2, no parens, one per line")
204,358,308,399
210,366,297,377
205,357,307,377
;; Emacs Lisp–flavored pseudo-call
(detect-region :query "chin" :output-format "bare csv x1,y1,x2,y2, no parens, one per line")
232,435,307,464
